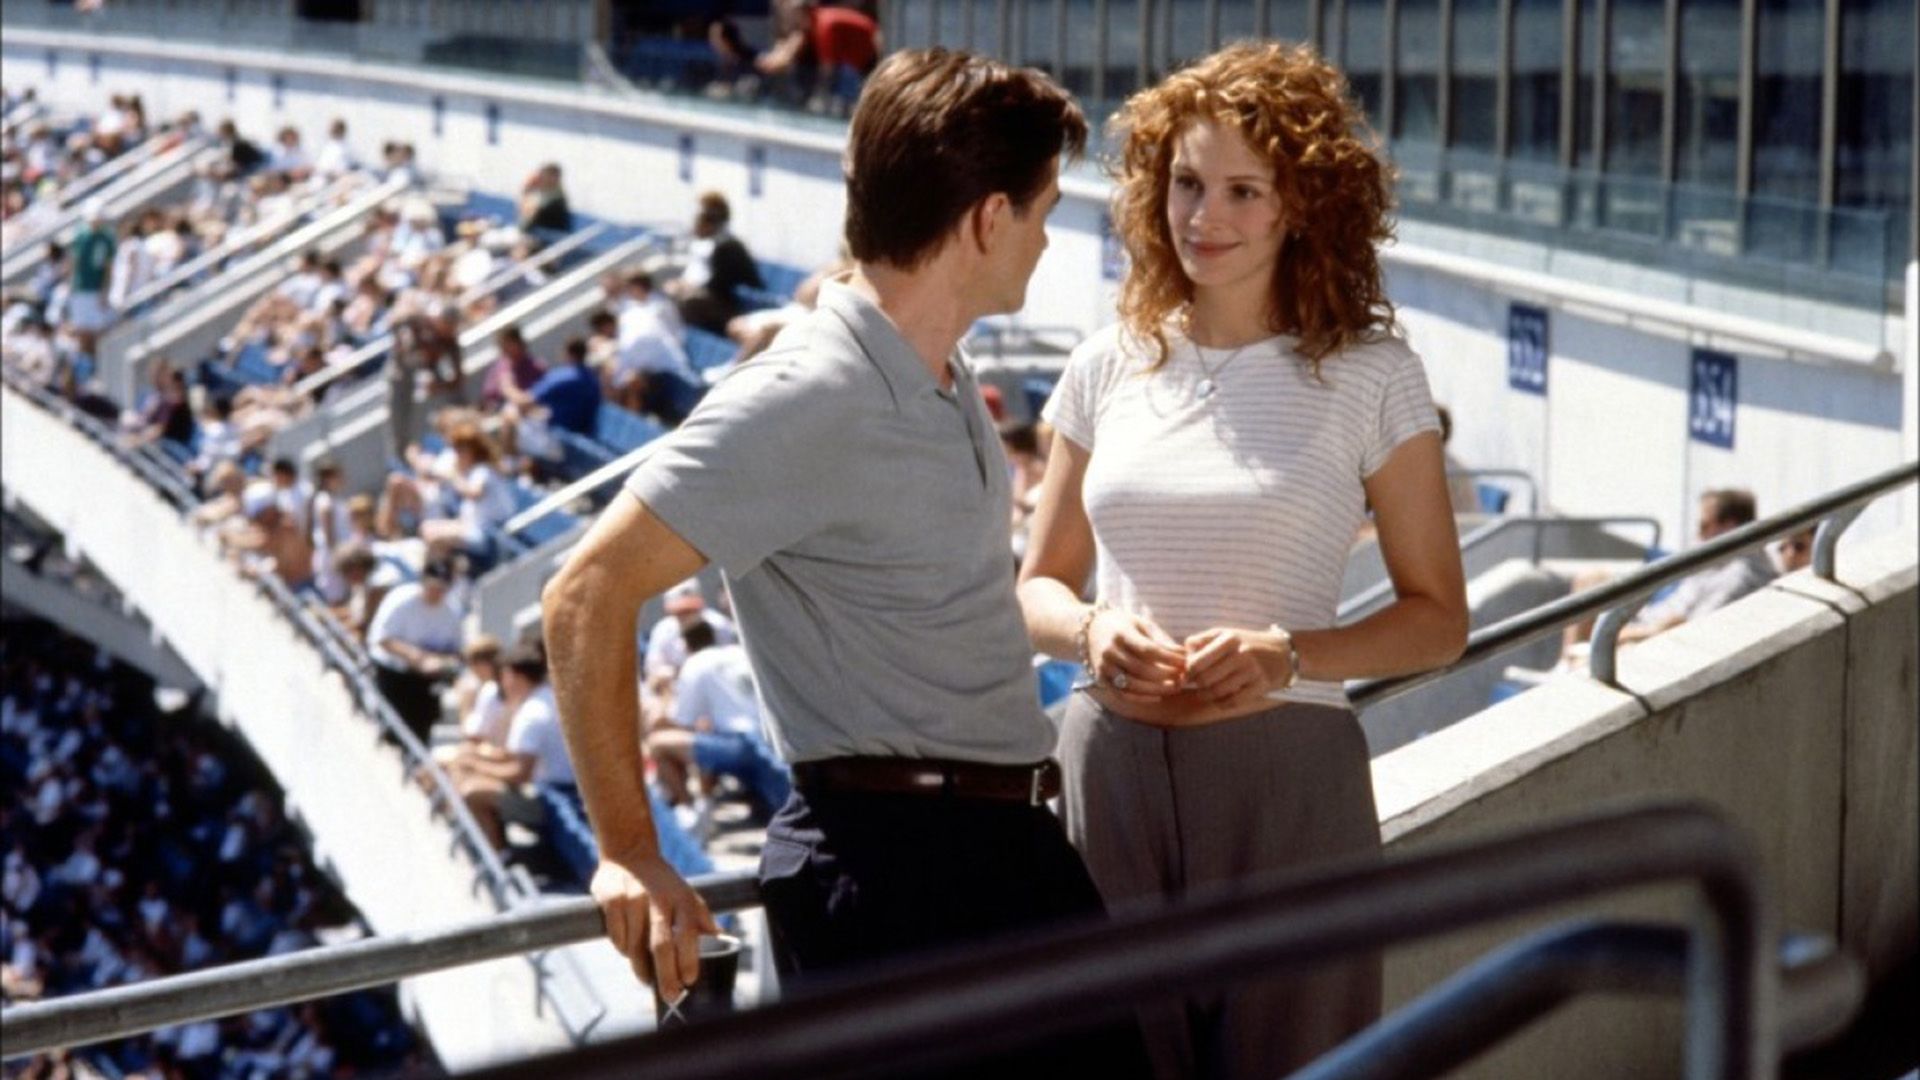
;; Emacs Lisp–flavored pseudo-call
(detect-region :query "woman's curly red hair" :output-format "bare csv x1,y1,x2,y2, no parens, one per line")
1110,41,1397,371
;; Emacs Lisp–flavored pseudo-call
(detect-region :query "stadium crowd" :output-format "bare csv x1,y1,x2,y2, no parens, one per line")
0,608,424,1079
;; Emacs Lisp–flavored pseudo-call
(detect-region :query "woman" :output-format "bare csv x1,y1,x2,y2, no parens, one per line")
418,423,516,563
1017,43,1467,1079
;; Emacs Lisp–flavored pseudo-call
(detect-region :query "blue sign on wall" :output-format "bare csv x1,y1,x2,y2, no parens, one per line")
270,73,285,110
1507,303,1550,395
88,54,101,86
484,103,500,146
225,67,238,102
747,145,766,199
1100,213,1125,283
431,96,445,138
45,50,57,78
678,134,696,183
1689,348,1739,449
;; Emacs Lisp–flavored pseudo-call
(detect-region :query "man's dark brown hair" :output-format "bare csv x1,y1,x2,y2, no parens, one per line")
843,48,1087,270
1701,488,1758,528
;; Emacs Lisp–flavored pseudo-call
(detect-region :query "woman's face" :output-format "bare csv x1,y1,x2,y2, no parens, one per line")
1164,119,1288,297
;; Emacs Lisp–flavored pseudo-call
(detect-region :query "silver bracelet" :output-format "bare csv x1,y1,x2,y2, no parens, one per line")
1075,602,1108,672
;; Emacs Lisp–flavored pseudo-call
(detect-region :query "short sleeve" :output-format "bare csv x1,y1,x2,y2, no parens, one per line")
623,352,858,577
1361,340,1442,478
1042,330,1117,450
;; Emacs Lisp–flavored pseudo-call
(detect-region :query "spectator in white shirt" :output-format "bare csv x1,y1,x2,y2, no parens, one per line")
366,558,464,742
449,642,575,849
312,117,355,180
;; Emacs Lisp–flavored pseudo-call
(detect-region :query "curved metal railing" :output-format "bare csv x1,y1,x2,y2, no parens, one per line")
6,801,1846,1080
1349,459,1917,707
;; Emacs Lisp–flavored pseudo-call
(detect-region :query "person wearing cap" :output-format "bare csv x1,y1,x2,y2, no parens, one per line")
66,200,116,333
365,559,464,743
641,579,738,690
542,50,1147,1074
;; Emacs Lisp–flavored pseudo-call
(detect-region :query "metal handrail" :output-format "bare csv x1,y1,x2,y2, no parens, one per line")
454,220,610,308
32,130,169,216
143,173,403,332
2,137,208,270
1337,513,1662,623
3,803,1770,1075
1295,921,1861,1080
292,228,662,401
115,173,361,314
1446,467,1539,516
1349,459,1918,708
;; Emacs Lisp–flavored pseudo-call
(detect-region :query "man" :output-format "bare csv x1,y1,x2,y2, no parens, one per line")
1562,487,1777,662
366,558,464,743
664,191,763,335
612,273,701,424
445,642,573,850
641,578,739,687
645,620,790,820
544,49,1145,1074
66,200,116,334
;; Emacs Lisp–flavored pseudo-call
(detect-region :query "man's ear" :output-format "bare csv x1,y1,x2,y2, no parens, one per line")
969,192,1011,255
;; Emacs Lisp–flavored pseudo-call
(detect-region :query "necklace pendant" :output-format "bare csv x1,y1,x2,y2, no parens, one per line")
1195,378,1217,401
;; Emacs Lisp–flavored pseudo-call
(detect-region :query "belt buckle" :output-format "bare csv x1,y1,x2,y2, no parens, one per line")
1028,764,1046,806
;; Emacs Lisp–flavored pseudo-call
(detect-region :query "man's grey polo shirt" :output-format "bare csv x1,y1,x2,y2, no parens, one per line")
624,282,1050,766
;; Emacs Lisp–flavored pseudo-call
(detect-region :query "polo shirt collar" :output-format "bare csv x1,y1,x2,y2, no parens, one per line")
816,279,969,405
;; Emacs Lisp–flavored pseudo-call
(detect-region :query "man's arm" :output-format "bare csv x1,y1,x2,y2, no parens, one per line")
542,491,719,998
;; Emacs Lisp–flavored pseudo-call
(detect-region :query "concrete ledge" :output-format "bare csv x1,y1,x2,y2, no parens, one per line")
1374,529,1916,1078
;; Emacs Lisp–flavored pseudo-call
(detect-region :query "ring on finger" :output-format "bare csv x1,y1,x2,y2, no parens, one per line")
1110,670,1131,691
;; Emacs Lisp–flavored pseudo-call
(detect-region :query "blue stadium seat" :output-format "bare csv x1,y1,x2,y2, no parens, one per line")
683,327,737,375
593,403,667,454
1476,482,1511,514
737,261,811,312
1034,658,1084,710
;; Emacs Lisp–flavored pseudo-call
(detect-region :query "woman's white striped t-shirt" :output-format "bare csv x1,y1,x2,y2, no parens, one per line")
1043,323,1440,709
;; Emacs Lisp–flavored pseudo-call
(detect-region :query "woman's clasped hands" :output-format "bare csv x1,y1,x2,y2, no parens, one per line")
1084,608,1297,720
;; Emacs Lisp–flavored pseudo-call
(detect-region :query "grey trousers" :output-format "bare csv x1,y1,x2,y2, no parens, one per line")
1058,694,1384,1080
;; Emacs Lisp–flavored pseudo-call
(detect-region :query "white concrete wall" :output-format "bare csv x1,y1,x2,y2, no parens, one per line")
1391,260,1909,552
1374,529,1919,1078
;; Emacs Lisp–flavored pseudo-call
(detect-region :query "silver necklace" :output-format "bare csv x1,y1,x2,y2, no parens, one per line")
1192,338,1257,401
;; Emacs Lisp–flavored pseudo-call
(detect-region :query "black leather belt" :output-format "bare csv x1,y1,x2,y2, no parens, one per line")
792,756,1061,806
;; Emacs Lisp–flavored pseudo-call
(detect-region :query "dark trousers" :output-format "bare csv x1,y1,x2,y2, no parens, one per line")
758,784,1152,1080
373,665,440,745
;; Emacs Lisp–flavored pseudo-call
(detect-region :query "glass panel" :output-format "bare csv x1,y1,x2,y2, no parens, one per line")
1395,0,1442,145
1218,0,1258,46
1606,0,1665,176
1511,0,1563,161
1344,0,1386,122
1573,0,1597,167
1675,0,1740,187
1751,0,1821,203
1836,0,1913,215
1451,0,1500,151
1104,0,1145,103
1020,0,1057,71
1169,0,1211,64
1268,0,1311,42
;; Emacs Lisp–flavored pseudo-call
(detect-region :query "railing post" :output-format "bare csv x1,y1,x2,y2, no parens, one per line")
1588,597,1647,686
1811,506,1862,581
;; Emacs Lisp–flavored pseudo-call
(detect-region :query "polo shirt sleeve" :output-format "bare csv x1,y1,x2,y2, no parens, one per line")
1361,338,1443,479
624,354,860,577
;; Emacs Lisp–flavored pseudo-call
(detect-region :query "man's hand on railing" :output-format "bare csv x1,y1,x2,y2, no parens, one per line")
591,851,721,1002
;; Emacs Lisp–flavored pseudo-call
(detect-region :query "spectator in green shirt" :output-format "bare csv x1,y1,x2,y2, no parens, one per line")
67,200,117,332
